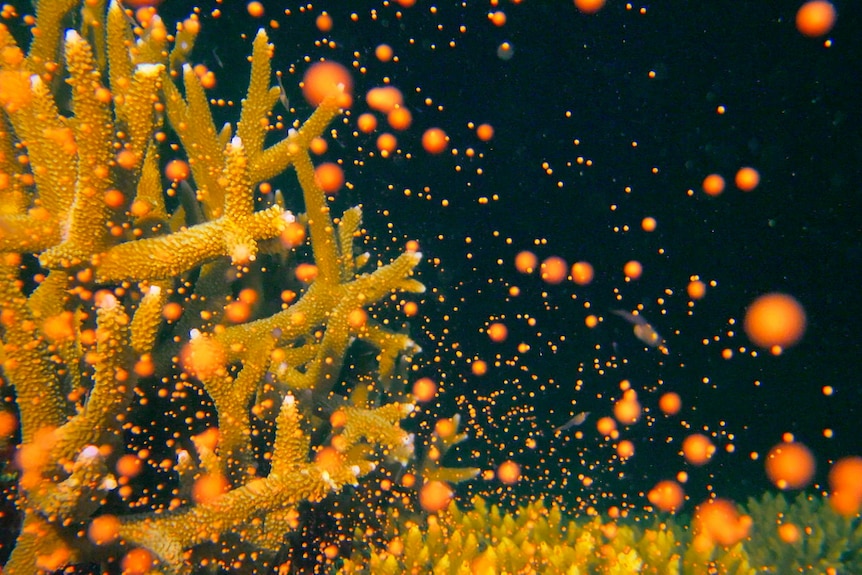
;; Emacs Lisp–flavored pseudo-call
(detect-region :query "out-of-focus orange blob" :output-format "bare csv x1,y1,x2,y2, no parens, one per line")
191,473,229,504
702,173,725,196
88,515,120,546
623,260,642,280
734,167,760,192
165,159,190,181
366,86,403,113
694,498,751,547
743,292,807,351
571,261,594,285
540,256,568,284
476,123,494,141
574,0,606,14
648,480,685,513
302,61,353,108
281,221,307,247
829,456,862,516
487,322,508,343
687,280,707,300
641,216,657,232
357,112,378,133
246,2,264,18
777,522,801,544
121,548,154,575
616,439,635,459
765,441,816,490
314,162,344,194
295,263,319,283
315,11,333,32
614,390,642,425
411,377,437,402
387,106,413,131
376,132,398,155
796,1,836,37
419,480,453,512
422,127,449,154
515,250,538,274
659,392,682,416
471,359,488,376
596,416,617,436
375,44,394,62
682,433,715,466
497,460,521,484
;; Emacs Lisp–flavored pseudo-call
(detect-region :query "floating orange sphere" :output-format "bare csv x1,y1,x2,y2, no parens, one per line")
422,127,449,154
487,322,508,343
613,391,642,425
702,173,725,196
496,460,521,484
623,260,642,280
376,132,398,155
796,1,836,37
694,498,751,547
387,106,413,131
315,11,333,33
765,441,815,490
87,515,120,546
641,216,657,232
540,256,568,284
682,433,715,466
648,480,685,513
375,44,394,62
829,456,862,516
314,162,344,194
165,159,190,181
302,61,353,108
658,392,682,416
366,86,404,113
419,480,453,512
743,292,807,351
246,2,264,18
734,166,760,192
571,261,594,285
514,250,538,274
574,0,606,14
476,123,495,142
411,377,437,403
687,280,707,300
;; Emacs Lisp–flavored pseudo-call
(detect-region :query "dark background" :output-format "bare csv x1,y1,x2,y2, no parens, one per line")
8,0,862,513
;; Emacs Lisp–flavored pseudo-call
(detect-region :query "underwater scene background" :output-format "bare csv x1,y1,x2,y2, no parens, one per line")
1,0,861,573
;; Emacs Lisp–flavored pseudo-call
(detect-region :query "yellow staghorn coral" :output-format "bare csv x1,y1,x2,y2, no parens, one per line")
0,2,433,573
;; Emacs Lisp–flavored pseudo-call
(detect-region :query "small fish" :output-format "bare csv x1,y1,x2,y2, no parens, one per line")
275,73,290,111
611,309,669,354
553,411,590,433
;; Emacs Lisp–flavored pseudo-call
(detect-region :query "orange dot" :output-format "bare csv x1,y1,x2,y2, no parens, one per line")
623,260,642,280
302,61,353,108
422,128,449,155
658,392,682,416
687,280,707,300
584,314,598,328
314,162,344,194
357,113,377,133
376,132,398,155
88,515,120,546
702,173,725,196
829,456,862,516
387,106,413,131
434,418,457,439
574,0,606,14
419,480,453,512
402,301,419,317
796,1,836,37
648,480,684,513
295,263,319,283
246,2,264,18
734,167,760,192
366,86,403,113
743,292,807,351
471,359,488,376
571,261,594,285
487,322,508,343
514,250,538,274
476,123,494,142
165,159,190,181
121,548,154,575
694,498,751,547
641,216,657,232
496,460,521,484
315,11,333,33
540,256,568,284
682,433,715,466
412,377,437,402
375,44,394,62
765,441,815,490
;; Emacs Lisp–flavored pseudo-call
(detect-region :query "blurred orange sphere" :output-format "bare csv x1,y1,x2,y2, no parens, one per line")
648,480,684,513
302,61,353,108
682,433,715,466
796,1,836,37
765,441,815,490
419,480,453,512
744,292,807,351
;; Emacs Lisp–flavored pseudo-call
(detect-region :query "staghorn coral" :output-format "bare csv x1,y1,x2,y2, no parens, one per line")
0,2,436,573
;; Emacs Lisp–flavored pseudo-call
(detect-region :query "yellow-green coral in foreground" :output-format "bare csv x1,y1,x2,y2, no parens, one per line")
0,2,431,573
341,492,862,575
